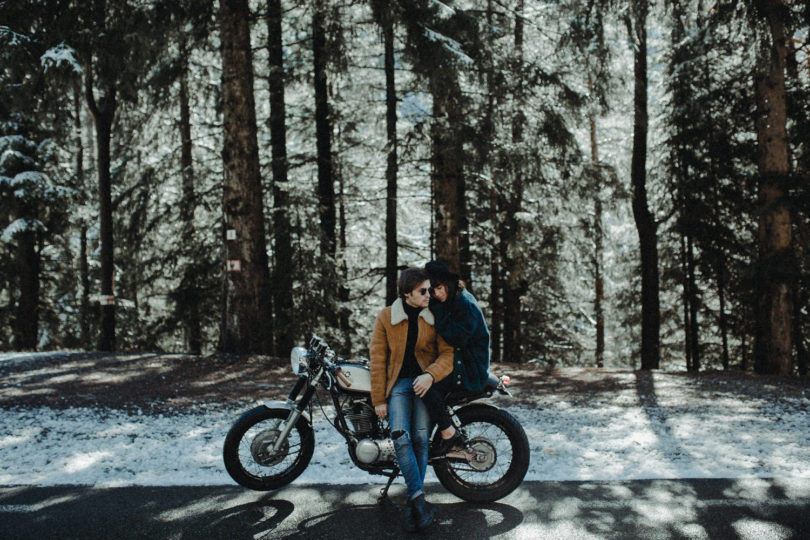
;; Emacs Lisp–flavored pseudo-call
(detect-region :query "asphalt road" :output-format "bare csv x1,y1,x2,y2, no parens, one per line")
1,478,809,539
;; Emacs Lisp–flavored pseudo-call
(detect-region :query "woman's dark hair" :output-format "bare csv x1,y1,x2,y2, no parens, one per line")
437,278,465,303
397,267,429,300
425,260,464,302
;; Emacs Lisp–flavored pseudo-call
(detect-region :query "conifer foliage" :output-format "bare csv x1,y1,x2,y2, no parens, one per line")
0,0,807,377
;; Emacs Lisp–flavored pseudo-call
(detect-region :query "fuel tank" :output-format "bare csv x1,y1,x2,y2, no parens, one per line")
336,362,371,393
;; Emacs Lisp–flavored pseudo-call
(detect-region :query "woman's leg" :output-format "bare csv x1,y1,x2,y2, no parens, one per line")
388,378,424,500
422,377,460,441
420,385,453,431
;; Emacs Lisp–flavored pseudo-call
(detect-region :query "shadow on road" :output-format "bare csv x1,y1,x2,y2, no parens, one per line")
1,479,809,539
287,499,523,538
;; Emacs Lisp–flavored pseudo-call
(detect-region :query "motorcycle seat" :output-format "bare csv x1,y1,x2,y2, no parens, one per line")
444,374,500,406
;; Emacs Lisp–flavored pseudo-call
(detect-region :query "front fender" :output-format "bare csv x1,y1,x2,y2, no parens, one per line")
258,400,312,425
263,399,290,409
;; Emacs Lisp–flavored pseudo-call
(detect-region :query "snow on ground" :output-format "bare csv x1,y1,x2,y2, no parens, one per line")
0,351,89,368
1,370,809,487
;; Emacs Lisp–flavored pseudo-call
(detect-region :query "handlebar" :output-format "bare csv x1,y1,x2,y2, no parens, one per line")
334,367,352,387
306,338,352,387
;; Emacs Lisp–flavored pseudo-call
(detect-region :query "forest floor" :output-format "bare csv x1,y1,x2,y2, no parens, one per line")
0,351,808,413
2,351,810,487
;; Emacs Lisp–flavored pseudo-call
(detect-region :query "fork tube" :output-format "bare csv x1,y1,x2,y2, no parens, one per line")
286,377,307,404
273,367,323,452
272,408,303,452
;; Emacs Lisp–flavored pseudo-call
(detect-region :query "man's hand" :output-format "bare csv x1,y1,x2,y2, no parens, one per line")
413,373,434,398
375,403,388,418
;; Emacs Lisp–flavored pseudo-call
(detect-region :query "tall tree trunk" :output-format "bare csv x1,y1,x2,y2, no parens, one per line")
754,0,793,376
716,263,730,370
313,0,336,259
179,53,202,354
686,234,700,371
336,137,351,351
795,290,808,377
85,66,116,352
13,208,38,350
458,173,471,291
80,224,90,346
627,2,660,369
312,0,341,339
489,219,502,363
267,0,294,354
74,81,91,347
218,0,274,354
430,79,465,276
502,0,526,364
680,231,692,370
485,0,501,363
590,106,604,368
382,4,399,305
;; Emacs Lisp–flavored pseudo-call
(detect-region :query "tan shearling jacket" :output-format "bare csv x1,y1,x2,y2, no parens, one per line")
369,298,454,406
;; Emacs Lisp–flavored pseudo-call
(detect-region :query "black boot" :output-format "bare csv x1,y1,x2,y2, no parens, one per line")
402,503,417,532
433,432,465,456
410,494,436,529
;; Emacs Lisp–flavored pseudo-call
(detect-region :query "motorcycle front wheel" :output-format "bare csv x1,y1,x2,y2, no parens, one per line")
223,406,315,491
432,403,530,502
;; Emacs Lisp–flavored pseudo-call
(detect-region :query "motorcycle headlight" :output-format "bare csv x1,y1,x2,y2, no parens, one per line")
290,347,308,375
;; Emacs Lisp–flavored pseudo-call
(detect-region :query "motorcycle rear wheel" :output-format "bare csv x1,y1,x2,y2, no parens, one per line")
432,403,530,502
223,406,314,491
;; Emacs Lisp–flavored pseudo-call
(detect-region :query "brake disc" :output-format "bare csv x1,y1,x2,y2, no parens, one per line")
466,437,497,472
250,428,288,467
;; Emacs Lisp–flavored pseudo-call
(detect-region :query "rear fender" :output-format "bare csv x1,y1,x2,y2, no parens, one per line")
453,402,501,418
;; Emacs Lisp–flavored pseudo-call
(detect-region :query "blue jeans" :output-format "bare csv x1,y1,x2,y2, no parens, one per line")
420,377,457,431
389,377,430,500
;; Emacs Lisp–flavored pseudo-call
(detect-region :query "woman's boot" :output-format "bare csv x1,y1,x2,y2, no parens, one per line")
402,503,418,532
409,494,436,529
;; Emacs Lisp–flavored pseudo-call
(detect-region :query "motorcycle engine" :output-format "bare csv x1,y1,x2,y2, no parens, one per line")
343,399,395,464
343,401,377,437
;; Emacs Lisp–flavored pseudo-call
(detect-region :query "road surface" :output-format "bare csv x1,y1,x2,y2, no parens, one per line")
1,478,809,539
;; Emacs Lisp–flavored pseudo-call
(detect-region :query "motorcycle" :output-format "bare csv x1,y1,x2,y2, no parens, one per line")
223,336,530,502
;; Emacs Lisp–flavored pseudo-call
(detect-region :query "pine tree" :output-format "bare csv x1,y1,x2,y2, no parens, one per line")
398,0,483,283
219,0,274,354
0,7,74,350
500,0,528,364
752,0,793,375
266,0,295,354
626,0,660,370
370,0,401,306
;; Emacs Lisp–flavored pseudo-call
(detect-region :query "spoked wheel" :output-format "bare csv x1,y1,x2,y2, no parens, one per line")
223,406,314,491
432,404,530,502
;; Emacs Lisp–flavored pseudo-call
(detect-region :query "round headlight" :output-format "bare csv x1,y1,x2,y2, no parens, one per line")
290,347,307,375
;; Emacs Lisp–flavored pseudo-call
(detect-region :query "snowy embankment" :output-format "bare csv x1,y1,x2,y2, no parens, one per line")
1,367,809,488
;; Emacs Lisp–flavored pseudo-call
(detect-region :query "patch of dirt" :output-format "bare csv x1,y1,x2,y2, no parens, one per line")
0,352,297,414
0,352,807,414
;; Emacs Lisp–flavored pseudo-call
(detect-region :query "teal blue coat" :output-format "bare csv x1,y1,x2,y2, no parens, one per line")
429,289,490,391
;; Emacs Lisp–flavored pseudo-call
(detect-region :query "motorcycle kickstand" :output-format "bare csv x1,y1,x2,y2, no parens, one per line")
378,468,400,507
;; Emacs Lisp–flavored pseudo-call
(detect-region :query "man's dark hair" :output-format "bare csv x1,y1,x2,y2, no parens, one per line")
397,267,429,300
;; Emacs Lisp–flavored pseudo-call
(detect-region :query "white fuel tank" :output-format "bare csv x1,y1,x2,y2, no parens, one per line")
336,363,371,393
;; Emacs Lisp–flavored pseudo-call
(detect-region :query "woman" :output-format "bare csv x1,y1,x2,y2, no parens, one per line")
369,267,454,531
421,260,491,455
